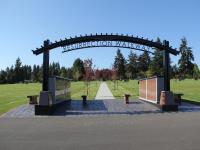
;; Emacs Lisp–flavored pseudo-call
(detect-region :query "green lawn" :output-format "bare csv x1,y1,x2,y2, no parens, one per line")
71,81,100,100
0,83,41,115
107,80,139,100
0,81,100,115
107,79,200,102
171,79,200,102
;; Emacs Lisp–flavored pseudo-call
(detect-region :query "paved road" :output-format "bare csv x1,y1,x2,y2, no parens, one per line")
1,112,200,150
95,82,114,100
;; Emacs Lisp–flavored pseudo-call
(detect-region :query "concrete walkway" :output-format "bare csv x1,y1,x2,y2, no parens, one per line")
95,82,115,100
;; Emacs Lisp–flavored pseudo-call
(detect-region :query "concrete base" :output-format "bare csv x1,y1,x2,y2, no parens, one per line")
39,91,53,106
160,104,178,112
35,100,67,115
160,91,175,105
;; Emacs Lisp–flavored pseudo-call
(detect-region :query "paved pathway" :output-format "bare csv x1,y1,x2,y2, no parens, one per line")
3,100,200,118
1,105,34,118
53,99,161,116
95,82,114,100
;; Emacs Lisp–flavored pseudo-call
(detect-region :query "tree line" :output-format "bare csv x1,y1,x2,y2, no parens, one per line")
0,37,199,84
0,58,73,84
113,37,200,80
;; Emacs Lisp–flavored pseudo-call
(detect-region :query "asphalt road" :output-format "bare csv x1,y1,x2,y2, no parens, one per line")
0,112,200,150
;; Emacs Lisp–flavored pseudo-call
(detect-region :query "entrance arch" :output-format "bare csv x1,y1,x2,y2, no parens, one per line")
32,33,179,93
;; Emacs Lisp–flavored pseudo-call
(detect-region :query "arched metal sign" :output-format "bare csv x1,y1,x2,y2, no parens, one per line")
32,33,179,92
32,34,179,55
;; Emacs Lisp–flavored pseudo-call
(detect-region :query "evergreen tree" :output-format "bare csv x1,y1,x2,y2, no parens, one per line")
114,49,126,80
21,65,32,81
0,70,7,84
138,51,150,73
6,66,14,83
0,57,75,84
27,65,32,80
72,58,85,81
32,65,41,82
193,64,200,80
66,68,73,79
126,51,138,79
149,37,163,76
14,57,23,82
49,62,61,77
171,64,179,79
178,37,194,78
60,67,67,78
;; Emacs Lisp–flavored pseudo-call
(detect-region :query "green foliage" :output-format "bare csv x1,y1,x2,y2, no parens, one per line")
126,51,138,79
60,67,73,79
178,37,194,78
138,51,151,73
14,57,23,82
0,70,7,84
0,58,74,84
49,62,61,77
0,58,33,84
114,49,126,80
193,64,200,80
171,64,179,79
149,37,163,76
72,58,85,81
32,65,41,82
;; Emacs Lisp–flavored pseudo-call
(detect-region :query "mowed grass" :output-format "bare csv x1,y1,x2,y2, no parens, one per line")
107,80,139,100
171,79,200,102
107,79,200,102
0,83,41,115
71,81,100,100
0,81,100,115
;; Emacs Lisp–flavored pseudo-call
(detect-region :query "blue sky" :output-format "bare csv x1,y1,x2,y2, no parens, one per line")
0,0,200,69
